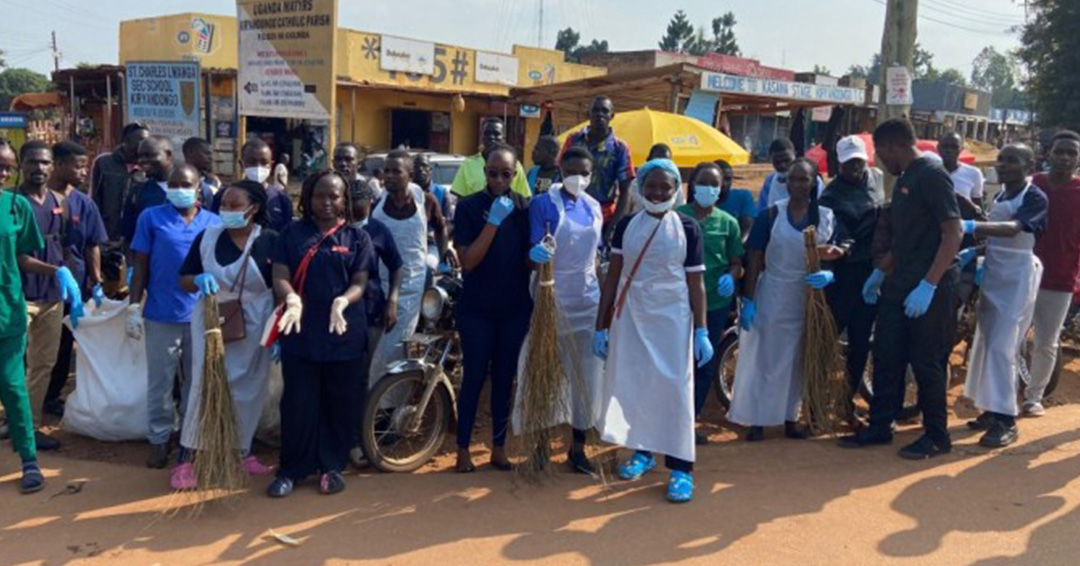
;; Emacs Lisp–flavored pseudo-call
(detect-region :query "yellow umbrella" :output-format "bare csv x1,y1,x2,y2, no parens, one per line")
558,108,750,168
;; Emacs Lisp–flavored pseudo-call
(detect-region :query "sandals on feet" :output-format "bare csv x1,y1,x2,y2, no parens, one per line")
666,471,694,503
618,452,656,481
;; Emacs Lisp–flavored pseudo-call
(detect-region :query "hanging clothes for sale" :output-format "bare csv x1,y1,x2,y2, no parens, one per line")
729,200,834,427
368,184,428,385
513,186,604,433
965,184,1047,417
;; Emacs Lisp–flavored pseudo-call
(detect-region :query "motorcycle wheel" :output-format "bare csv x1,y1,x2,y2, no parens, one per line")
712,329,740,409
360,370,452,473
858,362,922,422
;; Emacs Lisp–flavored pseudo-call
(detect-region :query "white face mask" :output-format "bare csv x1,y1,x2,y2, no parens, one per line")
562,175,590,196
642,193,677,214
245,166,271,184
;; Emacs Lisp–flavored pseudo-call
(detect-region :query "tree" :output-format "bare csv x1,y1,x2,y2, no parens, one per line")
0,68,51,110
659,10,695,53
937,68,967,87
1018,0,1080,129
0,49,6,70
847,53,881,84
913,44,937,80
970,46,1022,107
710,12,740,56
813,64,832,75
554,27,609,64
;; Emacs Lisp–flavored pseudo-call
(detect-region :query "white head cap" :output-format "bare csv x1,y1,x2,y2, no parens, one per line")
837,135,870,164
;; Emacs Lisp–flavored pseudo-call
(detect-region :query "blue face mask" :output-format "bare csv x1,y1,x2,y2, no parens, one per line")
220,210,250,229
165,188,197,209
694,185,721,208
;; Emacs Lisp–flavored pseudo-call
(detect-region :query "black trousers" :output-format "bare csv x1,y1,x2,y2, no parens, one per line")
826,261,877,396
455,309,531,449
278,354,366,481
45,323,75,406
869,284,958,443
635,450,693,473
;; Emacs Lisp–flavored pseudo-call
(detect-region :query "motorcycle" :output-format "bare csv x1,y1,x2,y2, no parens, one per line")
358,270,463,473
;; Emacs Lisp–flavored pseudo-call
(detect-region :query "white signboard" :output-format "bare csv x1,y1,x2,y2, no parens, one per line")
475,52,519,86
380,35,435,75
886,66,914,105
700,72,865,105
125,61,201,151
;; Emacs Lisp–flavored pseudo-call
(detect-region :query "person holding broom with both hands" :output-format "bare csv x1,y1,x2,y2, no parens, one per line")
594,158,713,503
728,158,836,442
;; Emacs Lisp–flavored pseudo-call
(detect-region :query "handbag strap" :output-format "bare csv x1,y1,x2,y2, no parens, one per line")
292,221,344,296
227,232,257,300
614,214,665,319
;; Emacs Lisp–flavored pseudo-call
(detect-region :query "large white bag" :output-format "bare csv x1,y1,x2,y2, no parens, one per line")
61,299,148,441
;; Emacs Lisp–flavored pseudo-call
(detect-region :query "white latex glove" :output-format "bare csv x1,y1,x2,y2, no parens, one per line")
278,293,303,335
329,296,349,335
125,303,144,341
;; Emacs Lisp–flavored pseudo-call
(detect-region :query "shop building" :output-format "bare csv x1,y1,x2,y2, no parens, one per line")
910,80,992,142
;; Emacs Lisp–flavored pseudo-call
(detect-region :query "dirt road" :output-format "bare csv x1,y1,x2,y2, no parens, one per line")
4,358,1080,565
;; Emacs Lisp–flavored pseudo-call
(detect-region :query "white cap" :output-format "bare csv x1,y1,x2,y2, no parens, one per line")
837,135,870,164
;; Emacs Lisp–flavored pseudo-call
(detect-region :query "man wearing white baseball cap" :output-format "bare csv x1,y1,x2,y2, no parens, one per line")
819,134,885,421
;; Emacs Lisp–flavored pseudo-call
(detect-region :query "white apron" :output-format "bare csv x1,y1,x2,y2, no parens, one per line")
728,201,834,427
182,224,275,451
599,211,696,463
513,188,604,433
368,184,428,386
965,185,1043,416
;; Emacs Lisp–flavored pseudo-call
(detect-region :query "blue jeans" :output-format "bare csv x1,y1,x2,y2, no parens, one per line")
694,304,733,417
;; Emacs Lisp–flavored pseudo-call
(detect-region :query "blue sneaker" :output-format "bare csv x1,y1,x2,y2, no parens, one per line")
618,453,656,481
666,471,694,503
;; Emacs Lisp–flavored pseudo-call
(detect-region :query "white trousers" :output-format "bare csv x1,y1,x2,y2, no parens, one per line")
1026,289,1072,404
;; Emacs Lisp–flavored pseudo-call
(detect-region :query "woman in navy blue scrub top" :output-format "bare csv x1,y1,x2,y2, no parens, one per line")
268,169,374,498
452,143,533,473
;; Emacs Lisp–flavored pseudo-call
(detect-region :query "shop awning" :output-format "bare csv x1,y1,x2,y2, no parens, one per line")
10,92,63,112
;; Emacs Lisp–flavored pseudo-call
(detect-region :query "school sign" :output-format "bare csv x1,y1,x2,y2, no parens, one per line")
125,61,202,151
700,72,867,105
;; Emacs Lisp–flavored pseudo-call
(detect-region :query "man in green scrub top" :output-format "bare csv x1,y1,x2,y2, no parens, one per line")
677,161,744,444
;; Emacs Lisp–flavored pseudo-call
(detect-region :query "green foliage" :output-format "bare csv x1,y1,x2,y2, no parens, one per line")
937,68,967,87
555,27,609,64
1018,0,1080,129
659,10,741,57
659,10,695,53
970,46,1024,107
0,67,51,110
813,64,832,76
710,12,741,56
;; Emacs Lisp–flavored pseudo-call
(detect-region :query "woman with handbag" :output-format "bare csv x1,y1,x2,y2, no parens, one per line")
267,169,373,498
594,158,713,504
172,180,278,490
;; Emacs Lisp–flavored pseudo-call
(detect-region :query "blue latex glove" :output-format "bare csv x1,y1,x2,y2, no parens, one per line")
69,299,84,330
55,267,82,306
593,330,609,360
957,247,978,268
739,297,756,331
694,327,714,368
271,342,281,363
975,263,984,287
904,279,938,318
487,196,515,226
91,284,105,308
126,266,133,287
194,273,220,296
862,268,886,305
717,273,735,297
962,219,977,234
806,270,835,289
529,243,554,264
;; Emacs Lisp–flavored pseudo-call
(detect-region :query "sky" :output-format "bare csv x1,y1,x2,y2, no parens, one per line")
0,0,1027,80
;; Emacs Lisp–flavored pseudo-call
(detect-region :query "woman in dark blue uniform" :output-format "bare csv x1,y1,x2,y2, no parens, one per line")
268,169,374,497
452,143,533,473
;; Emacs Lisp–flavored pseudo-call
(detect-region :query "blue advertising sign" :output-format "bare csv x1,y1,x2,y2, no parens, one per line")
126,61,201,150
700,72,866,105
0,112,28,129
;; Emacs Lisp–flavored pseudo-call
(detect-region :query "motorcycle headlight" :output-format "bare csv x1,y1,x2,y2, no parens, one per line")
421,287,447,321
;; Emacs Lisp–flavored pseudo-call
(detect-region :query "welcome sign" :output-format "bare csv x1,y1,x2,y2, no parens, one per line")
700,72,866,105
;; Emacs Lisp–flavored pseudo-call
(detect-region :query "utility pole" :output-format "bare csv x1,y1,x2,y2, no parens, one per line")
538,0,544,47
877,0,917,198
51,30,60,72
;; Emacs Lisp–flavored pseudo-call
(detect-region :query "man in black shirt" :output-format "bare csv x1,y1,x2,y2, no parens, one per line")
840,119,962,459
91,122,148,243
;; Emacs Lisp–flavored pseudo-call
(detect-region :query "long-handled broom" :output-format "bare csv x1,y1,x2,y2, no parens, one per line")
801,227,849,436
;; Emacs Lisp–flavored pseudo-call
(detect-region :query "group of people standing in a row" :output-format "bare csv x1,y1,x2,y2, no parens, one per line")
2,94,1078,505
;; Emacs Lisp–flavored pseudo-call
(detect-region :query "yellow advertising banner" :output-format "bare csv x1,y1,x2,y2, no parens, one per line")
237,0,337,120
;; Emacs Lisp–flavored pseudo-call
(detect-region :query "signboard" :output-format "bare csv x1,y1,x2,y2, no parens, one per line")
125,61,201,150
475,52,519,86
380,35,435,75
684,89,719,125
0,112,28,129
519,104,541,118
812,105,833,122
694,52,796,81
886,66,913,105
237,0,338,120
963,91,980,111
700,72,865,105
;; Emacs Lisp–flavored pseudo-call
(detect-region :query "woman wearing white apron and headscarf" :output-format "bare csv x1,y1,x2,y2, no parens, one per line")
962,144,1048,448
594,158,713,504
367,150,448,385
173,180,278,490
514,146,603,474
729,159,836,442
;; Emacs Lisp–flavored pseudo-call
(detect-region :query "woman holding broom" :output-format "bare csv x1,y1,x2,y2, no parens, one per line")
267,170,373,497
594,158,713,503
728,158,836,442
171,180,277,490
516,146,603,474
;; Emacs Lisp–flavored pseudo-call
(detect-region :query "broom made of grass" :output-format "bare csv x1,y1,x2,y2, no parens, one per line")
801,226,850,436
192,295,246,499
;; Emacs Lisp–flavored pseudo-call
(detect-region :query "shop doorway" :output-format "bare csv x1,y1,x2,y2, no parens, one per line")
390,109,451,153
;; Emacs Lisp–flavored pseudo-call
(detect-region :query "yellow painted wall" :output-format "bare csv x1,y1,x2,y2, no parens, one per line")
512,45,606,87
119,13,238,68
